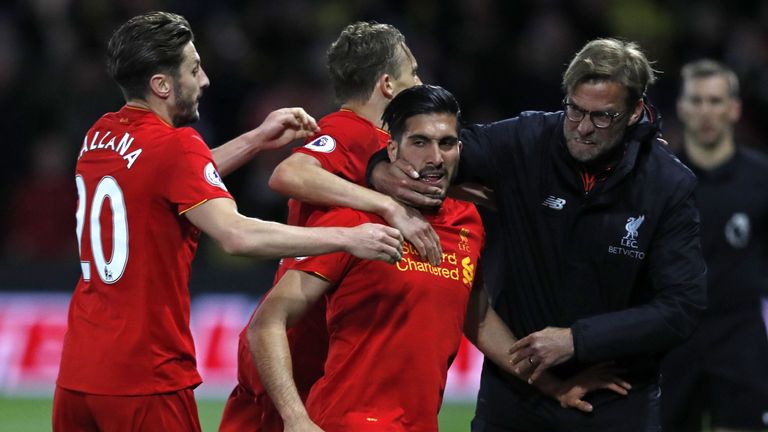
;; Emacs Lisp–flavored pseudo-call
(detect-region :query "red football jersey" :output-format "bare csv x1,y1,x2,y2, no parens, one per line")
287,108,390,227
57,105,233,395
293,202,485,432
222,110,389,431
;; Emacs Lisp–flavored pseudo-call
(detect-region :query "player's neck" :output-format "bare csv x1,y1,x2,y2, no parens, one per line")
341,100,385,129
126,98,175,127
684,134,735,170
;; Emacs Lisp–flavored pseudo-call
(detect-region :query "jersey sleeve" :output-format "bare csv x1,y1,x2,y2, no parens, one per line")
164,128,233,214
293,124,376,184
285,208,374,285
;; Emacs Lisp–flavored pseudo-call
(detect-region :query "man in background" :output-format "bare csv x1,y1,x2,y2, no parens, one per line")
662,59,768,432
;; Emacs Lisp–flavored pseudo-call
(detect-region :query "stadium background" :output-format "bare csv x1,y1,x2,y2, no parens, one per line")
1,0,767,430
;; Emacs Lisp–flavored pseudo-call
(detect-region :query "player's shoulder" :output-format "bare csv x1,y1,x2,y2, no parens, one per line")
317,110,381,141
736,146,768,170
645,140,697,189
441,199,483,229
305,206,384,229
162,127,209,154
301,110,383,158
437,199,486,249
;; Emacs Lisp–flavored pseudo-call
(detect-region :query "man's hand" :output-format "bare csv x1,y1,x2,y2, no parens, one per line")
550,363,632,413
344,223,404,264
384,202,442,265
370,159,443,208
253,107,321,150
509,327,575,382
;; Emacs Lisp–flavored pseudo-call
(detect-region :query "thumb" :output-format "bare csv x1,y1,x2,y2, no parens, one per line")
573,400,593,413
393,158,419,179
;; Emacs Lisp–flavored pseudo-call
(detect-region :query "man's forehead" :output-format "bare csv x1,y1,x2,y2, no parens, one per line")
684,75,730,92
183,42,200,63
403,114,457,134
568,80,629,108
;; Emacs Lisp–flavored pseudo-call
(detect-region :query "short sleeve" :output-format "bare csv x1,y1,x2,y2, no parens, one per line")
293,123,382,186
164,128,233,214
285,208,375,284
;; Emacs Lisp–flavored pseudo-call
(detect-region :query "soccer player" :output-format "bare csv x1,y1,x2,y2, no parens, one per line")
250,85,633,431
219,22,429,431
52,12,402,432
661,59,768,432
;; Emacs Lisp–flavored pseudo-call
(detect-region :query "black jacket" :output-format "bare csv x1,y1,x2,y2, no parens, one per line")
458,110,707,381
662,147,768,395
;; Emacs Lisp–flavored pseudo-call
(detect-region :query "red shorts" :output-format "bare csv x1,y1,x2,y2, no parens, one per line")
219,384,283,432
52,385,201,432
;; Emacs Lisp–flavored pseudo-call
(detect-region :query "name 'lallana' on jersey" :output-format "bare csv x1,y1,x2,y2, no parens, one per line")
78,130,143,169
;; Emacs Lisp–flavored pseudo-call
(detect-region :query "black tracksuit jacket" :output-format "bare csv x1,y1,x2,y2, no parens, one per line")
457,110,707,395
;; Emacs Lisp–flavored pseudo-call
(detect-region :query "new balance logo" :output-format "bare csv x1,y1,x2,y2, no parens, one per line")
542,196,566,210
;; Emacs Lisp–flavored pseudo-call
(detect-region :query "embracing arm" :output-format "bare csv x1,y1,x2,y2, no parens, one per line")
368,119,520,208
247,270,329,431
184,197,403,262
212,108,320,177
270,152,443,265
464,282,630,412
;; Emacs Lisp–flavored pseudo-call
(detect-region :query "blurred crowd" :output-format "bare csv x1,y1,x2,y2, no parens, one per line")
1,0,767,289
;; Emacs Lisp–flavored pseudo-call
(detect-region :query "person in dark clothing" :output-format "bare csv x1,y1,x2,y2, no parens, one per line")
369,38,707,431
661,59,768,432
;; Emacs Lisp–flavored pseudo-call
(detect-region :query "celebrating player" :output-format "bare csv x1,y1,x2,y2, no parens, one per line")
53,12,402,432
219,21,429,431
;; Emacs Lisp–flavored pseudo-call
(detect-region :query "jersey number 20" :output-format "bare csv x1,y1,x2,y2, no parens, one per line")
75,175,129,284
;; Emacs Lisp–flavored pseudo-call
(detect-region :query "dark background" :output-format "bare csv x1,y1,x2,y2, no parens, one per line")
2,0,766,296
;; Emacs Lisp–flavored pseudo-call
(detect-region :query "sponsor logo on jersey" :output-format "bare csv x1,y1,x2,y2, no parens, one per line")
542,196,566,210
608,214,646,260
725,212,750,249
304,135,336,153
461,256,475,288
396,242,463,282
204,162,228,191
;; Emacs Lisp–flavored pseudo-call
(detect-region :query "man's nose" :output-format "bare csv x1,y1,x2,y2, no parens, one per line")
577,115,595,135
200,68,210,89
426,142,443,164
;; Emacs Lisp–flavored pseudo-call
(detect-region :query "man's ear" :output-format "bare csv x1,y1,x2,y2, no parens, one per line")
627,99,644,126
729,98,742,123
386,139,398,162
149,73,172,99
380,74,395,100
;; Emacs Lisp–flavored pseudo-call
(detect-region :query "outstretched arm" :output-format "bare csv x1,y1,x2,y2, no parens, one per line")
184,197,403,263
270,152,443,265
212,107,320,177
248,270,329,432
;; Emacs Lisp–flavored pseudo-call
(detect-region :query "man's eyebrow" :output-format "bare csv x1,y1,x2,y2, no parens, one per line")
407,133,430,140
408,133,458,141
